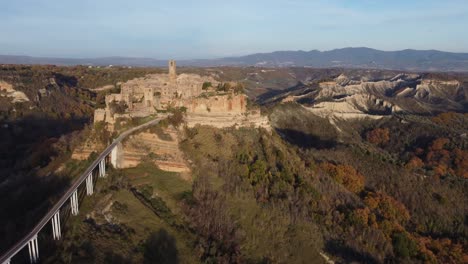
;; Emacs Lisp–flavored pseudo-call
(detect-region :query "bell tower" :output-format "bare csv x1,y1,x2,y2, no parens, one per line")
169,60,176,79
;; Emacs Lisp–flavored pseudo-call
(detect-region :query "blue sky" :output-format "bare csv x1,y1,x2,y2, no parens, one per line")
1,0,467,59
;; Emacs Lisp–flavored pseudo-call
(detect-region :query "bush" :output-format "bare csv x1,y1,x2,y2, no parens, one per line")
392,232,418,258
109,100,128,114
143,229,179,264
202,82,212,90
320,162,365,193
366,128,390,146
167,109,184,128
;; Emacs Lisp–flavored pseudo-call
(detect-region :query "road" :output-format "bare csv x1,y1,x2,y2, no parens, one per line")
0,117,162,263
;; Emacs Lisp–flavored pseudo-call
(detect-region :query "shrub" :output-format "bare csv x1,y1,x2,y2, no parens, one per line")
366,128,390,146
143,229,179,264
109,100,128,114
320,162,365,193
392,232,418,258
202,82,212,90
167,109,184,128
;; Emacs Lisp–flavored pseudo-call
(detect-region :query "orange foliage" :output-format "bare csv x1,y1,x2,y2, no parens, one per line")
418,236,467,263
412,138,467,178
433,164,449,177
453,148,468,179
431,112,459,125
320,163,365,193
430,137,450,151
366,128,390,146
364,192,410,225
405,156,424,170
349,207,376,227
378,220,405,236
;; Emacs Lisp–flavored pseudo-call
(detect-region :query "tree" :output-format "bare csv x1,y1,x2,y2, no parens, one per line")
405,156,424,170
392,232,418,259
202,82,212,90
366,128,390,146
109,100,128,114
143,229,179,264
167,108,185,128
320,162,365,193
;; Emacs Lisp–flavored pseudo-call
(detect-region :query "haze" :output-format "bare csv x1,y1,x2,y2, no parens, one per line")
1,0,468,59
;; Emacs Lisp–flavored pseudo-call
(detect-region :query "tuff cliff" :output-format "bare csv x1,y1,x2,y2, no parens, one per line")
121,126,190,174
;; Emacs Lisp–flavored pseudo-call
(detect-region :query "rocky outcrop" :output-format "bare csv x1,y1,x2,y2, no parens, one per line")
71,139,105,160
121,127,189,172
414,79,461,100
91,84,115,92
0,81,30,103
180,94,246,114
185,110,270,130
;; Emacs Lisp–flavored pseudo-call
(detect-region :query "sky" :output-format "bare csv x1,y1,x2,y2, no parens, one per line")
1,0,468,59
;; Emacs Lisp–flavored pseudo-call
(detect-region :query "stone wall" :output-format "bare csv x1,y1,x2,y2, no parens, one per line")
94,109,106,122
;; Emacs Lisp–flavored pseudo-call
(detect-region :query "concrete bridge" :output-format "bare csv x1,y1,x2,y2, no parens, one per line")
0,118,162,264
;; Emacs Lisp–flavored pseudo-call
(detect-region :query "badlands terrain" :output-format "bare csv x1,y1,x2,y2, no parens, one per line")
0,64,467,263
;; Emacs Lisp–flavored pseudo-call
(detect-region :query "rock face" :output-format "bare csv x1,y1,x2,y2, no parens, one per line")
71,139,104,160
186,110,270,130
91,84,115,92
0,81,30,103
121,126,189,173
306,94,390,120
180,94,246,114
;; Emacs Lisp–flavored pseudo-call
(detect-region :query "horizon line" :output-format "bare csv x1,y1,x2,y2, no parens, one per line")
2,46,468,61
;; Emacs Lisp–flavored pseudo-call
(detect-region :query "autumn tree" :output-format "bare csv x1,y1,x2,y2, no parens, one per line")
366,128,390,146
405,156,424,170
320,163,365,193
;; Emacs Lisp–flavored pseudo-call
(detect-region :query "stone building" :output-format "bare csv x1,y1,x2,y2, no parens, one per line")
97,60,220,124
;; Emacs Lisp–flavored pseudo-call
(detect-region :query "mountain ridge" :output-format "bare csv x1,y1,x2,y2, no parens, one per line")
2,47,468,71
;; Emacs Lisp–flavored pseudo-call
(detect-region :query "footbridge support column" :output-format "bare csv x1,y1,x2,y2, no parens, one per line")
86,173,93,195
27,235,39,263
99,159,106,178
70,190,79,216
51,211,61,240
110,142,123,169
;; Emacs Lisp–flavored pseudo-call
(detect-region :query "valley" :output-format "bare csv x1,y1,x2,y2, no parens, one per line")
0,63,466,263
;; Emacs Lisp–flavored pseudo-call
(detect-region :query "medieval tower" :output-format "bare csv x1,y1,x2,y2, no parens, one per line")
169,60,177,80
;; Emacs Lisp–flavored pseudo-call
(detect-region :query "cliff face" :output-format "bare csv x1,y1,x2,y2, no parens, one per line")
71,139,105,160
181,94,246,114
121,127,190,174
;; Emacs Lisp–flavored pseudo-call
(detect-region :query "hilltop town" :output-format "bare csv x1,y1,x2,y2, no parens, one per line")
94,60,268,130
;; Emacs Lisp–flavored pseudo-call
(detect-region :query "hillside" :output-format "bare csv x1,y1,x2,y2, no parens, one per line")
0,65,163,255
0,65,467,263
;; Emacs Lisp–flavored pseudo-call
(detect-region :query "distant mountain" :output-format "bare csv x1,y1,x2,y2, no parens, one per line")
0,55,168,67
2,47,468,71
213,48,468,71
